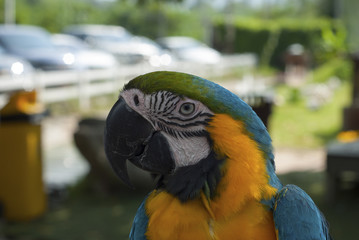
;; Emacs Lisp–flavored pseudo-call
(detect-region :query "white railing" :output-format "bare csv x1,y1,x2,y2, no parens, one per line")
0,54,257,109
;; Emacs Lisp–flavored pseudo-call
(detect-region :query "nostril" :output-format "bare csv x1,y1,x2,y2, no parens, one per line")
143,130,158,145
133,131,157,157
134,144,146,157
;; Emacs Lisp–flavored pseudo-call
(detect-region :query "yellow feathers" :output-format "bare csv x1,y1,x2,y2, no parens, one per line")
145,190,277,240
207,114,277,218
146,190,212,240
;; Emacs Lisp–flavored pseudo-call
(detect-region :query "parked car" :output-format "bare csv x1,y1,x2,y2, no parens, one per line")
51,34,118,69
156,36,221,65
0,45,34,77
0,45,35,93
0,25,76,71
63,24,171,66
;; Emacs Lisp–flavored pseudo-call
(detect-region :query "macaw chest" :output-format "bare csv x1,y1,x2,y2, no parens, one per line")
145,192,277,240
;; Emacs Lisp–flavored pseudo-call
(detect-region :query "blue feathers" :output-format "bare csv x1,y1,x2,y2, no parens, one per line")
274,185,332,240
130,199,149,240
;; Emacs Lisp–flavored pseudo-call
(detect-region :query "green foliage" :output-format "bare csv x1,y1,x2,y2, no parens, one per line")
6,0,205,40
250,0,324,19
106,2,204,39
0,0,4,23
14,0,108,32
314,21,348,62
311,58,352,83
212,17,347,69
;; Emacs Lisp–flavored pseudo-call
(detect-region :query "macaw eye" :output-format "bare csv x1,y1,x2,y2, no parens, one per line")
179,103,195,116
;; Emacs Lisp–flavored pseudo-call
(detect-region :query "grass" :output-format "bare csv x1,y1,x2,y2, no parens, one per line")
269,81,351,148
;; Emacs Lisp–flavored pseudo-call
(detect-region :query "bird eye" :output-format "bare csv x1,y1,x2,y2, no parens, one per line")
133,95,139,106
179,103,195,116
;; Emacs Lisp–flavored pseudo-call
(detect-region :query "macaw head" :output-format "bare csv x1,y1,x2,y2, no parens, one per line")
105,71,276,202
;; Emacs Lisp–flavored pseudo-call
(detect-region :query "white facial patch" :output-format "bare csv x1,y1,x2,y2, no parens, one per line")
164,133,211,168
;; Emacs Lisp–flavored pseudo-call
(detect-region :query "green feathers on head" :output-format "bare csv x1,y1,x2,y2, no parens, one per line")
124,71,211,101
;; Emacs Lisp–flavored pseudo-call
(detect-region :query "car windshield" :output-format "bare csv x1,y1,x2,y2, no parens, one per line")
52,36,88,51
90,34,131,43
162,38,202,50
0,33,54,50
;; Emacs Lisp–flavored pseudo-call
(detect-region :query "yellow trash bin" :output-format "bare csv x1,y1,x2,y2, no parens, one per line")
0,91,47,221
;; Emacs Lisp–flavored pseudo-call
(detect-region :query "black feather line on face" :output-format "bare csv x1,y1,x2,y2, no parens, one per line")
167,112,213,122
156,121,208,139
156,135,225,202
156,117,210,128
158,91,165,110
153,93,158,111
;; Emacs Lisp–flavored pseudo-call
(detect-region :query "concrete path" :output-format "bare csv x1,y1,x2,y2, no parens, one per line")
275,147,326,174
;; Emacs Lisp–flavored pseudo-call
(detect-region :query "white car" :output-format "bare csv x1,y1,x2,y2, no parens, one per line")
157,36,221,65
0,45,35,93
63,25,170,66
0,25,76,71
0,48,34,76
51,34,118,69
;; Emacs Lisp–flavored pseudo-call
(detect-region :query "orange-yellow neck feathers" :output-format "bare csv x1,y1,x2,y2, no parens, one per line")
207,114,277,219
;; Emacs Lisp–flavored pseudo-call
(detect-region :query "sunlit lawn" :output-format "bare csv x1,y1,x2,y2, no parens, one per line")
270,81,351,148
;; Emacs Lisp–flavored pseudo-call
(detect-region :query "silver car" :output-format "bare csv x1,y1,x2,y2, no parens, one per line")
51,34,118,69
64,24,170,66
157,36,221,65
0,25,76,71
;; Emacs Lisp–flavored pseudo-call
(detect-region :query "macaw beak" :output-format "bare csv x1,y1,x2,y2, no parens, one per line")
104,97,175,188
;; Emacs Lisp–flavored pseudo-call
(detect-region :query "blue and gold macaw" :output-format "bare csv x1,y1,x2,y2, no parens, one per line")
104,71,332,240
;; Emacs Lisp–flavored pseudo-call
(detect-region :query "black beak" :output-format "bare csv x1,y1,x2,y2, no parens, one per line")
104,97,174,188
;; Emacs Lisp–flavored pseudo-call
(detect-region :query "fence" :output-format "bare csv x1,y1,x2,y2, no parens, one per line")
0,54,257,110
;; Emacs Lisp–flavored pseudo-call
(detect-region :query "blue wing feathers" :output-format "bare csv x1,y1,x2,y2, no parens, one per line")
129,199,149,240
274,184,332,240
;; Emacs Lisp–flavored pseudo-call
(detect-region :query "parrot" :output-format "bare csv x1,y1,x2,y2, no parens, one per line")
104,71,333,240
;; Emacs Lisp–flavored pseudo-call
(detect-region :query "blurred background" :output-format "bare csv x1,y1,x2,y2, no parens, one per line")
0,0,359,239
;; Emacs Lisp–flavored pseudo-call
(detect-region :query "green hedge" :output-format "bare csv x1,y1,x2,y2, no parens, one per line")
212,17,345,69
11,1,205,40
106,3,205,40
